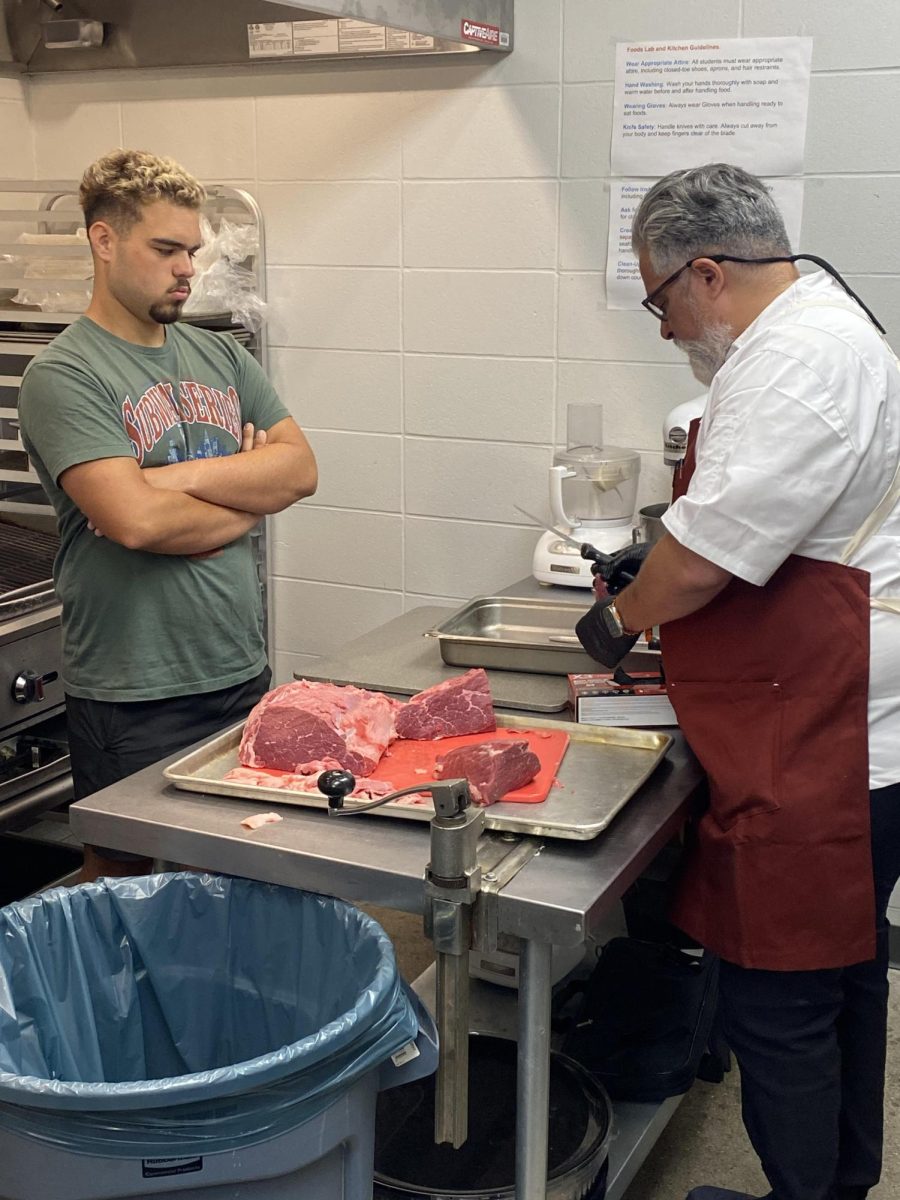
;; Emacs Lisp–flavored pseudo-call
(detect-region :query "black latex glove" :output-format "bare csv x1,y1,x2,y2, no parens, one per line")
593,540,653,595
575,597,640,668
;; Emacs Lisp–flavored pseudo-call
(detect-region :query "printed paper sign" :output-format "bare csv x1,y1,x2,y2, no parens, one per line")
611,37,813,177
250,19,449,59
247,23,292,58
291,19,339,55
606,177,805,310
337,18,386,54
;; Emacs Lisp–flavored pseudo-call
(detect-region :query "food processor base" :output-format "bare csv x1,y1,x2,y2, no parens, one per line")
532,524,635,588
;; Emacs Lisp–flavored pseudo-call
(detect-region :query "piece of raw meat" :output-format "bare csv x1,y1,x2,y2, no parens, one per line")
225,764,398,800
395,668,495,740
390,792,433,808
241,811,283,830
433,739,541,807
239,679,401,776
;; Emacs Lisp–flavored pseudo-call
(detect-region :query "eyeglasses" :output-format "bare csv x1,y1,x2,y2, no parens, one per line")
641,253,885,335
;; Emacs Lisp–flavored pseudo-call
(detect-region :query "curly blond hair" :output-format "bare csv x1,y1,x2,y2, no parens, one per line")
80,149,205,233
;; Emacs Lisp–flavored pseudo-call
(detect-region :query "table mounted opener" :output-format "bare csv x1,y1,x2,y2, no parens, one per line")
317,769,483,1149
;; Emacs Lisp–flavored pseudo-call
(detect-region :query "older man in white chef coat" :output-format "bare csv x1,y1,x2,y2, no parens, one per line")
576,163,900,1200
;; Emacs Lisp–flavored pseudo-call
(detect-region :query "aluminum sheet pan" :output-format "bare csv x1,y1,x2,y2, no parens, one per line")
163,714,672,842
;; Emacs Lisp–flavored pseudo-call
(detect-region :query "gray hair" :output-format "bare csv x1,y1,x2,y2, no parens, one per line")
631,163,792,273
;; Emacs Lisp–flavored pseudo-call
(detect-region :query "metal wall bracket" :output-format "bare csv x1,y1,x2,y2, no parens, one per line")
474,832,544,955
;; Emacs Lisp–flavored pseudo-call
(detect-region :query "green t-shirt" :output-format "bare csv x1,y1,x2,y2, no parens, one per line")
18,317,289,702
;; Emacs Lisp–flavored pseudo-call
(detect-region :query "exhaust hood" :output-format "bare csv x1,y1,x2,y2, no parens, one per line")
2,0,513,74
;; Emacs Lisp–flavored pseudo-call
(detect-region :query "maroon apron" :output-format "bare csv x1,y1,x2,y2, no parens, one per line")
662,420,876,970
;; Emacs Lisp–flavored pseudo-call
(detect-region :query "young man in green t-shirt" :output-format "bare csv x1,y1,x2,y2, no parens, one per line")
19,149,318,882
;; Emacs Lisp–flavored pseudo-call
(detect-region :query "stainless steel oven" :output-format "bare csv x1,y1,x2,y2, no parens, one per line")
0,581,70,829
0,521,80,900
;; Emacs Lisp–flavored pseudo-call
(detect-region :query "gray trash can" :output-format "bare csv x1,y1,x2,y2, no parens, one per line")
0,872,437,1200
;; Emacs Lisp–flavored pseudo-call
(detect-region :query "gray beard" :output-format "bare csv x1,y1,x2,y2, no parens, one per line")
674,321,734,385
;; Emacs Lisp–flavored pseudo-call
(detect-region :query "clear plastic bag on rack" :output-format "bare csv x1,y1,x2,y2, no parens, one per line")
183,214,267,331
11,229,92,313
12,283,92,312
0,254,18,302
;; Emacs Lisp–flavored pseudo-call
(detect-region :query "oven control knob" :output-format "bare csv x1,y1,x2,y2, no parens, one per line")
12,670,58,704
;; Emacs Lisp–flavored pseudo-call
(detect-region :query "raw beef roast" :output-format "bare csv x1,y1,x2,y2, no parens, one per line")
395,668,495,740
434,739,541,807
239,680,400,777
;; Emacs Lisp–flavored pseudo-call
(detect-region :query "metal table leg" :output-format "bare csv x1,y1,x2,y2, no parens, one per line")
516,937,553,1199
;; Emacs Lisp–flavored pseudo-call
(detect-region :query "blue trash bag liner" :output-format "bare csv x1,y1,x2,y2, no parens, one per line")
0,873,423,1158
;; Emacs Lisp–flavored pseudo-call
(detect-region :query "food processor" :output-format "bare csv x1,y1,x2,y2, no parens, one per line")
533,403,640,588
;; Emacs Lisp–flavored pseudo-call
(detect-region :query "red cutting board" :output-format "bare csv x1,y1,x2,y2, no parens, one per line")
372,726,570,805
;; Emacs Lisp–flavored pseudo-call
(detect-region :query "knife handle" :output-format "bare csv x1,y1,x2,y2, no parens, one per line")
579,544,613,568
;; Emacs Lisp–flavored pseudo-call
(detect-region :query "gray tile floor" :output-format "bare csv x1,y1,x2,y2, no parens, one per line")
373,907,900,1200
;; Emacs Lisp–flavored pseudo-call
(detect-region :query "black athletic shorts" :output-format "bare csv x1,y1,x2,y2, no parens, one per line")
66,666,272,861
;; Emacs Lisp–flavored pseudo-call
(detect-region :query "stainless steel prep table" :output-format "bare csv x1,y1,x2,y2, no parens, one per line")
70,588,702,1200
70,739,701,1199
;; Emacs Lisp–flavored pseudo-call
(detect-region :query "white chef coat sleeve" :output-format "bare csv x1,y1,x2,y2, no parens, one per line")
662,347,862,585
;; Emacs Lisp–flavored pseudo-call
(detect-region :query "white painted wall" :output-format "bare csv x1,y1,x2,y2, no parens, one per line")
2,0,899,683
0,73,32,174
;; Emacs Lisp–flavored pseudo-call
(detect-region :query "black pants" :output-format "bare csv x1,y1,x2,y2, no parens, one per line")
66,666,271,860
718,782,900,1200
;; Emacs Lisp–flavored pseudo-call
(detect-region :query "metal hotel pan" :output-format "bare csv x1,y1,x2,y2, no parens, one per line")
426,596,599,676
